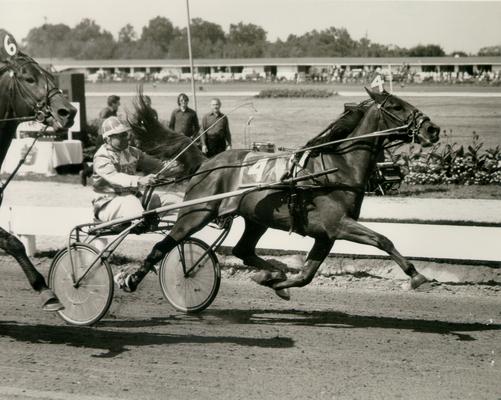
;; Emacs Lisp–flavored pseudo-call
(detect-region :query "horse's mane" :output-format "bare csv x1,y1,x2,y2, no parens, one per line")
127,88,206,174
302,99,373,154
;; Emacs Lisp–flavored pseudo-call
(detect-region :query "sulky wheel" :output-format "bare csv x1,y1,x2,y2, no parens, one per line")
159,238,220,313
48,243,114,326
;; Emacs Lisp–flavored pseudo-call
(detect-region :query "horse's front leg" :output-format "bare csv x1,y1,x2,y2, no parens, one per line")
272,237,333,290
334,217,428,289
0,227,63,311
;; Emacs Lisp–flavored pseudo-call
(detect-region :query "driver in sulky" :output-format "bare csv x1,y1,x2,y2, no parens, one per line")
92,116,180,224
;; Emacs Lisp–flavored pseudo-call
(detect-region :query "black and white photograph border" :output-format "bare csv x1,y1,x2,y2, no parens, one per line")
0,1,499,399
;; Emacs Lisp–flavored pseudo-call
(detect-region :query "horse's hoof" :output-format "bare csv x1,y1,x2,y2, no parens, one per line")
410,273,428,290
40,289,64,312
42,299,65,312
275,288,290,301
251,270,271,285
114,271,138,293
252,270,285,285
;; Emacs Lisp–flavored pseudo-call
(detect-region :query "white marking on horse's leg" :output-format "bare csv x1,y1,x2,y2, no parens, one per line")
18,235,36,257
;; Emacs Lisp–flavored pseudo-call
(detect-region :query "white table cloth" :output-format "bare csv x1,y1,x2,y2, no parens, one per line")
0,139,83,176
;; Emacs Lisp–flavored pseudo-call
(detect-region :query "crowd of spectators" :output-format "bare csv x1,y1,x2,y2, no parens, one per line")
296,65,501,85
410,70,501,84
85,64,501,85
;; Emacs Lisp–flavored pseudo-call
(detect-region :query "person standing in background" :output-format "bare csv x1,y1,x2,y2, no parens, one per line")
200,98,232,157
99,95,121,119
168,93,200,141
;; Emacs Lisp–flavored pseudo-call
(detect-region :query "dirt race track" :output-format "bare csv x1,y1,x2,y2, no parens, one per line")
0,257,499,400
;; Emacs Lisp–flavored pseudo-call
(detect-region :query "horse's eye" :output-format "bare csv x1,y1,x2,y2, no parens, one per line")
393,105,403,111
25,77,36,84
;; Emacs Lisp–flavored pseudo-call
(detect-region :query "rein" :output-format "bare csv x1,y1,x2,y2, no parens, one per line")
291,124,410,156
0,115,39,123
151,123,411,189
149,95,428,200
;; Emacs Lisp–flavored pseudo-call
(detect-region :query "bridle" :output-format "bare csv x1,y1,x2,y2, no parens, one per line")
0,54,61,204
0,54,62,124
285,94,431,158
376,92,430,144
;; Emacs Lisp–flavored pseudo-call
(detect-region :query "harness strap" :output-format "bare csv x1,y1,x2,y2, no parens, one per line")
0,115,37,123
0,125,47,205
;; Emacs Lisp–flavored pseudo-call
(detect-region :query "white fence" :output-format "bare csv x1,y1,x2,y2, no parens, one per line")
1,205,500,263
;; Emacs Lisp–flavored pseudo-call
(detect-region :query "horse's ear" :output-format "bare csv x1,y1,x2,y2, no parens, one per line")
364,86,385,104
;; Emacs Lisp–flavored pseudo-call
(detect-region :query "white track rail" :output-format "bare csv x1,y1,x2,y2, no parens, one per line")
1,203,500,263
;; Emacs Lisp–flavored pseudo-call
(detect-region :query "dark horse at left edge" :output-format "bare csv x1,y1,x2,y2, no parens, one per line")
126,87,440,300
0,30,76,310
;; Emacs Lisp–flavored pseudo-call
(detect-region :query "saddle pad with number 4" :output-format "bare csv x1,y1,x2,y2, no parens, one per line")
216,151,291,216
238,151,290,188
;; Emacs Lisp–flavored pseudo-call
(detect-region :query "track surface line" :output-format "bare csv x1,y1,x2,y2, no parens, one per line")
0,386,122,400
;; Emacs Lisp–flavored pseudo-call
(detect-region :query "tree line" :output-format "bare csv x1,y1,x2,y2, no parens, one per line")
22,17,501,60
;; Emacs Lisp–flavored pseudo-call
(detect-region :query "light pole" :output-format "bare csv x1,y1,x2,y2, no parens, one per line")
185,0,197,112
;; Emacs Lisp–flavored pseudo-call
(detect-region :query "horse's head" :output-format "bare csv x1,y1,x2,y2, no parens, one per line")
0,31,76,131
4,53,76,131
365,87,440,147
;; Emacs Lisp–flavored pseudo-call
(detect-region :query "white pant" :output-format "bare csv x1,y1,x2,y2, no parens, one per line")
97,192,182,222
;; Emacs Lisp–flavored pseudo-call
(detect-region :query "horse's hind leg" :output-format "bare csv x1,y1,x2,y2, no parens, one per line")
232,219,290,300
272,237,333,290
232,219,283,275
333,217,428,289
123,208,216,291
0,227,63,311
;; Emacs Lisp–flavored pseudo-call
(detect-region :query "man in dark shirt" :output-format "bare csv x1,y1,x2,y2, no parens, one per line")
168,93,200,140
200,98,232,157
99,95,120,119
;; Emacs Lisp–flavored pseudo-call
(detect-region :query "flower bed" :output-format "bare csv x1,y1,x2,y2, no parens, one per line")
393,133,501,185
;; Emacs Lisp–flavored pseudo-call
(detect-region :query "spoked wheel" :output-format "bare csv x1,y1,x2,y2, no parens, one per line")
49,243,114,326
159,238,220,313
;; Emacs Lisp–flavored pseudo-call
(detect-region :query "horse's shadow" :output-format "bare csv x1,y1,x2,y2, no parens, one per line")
101,308,500,343
204,308,500,342
0,318,294,358
2,308,497,358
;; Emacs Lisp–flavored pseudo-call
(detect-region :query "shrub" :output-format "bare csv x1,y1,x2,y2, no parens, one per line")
391,133,501,186
255,88,336,98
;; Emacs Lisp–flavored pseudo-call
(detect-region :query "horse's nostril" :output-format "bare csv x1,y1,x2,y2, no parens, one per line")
427,125,438,135
58,109,70,118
